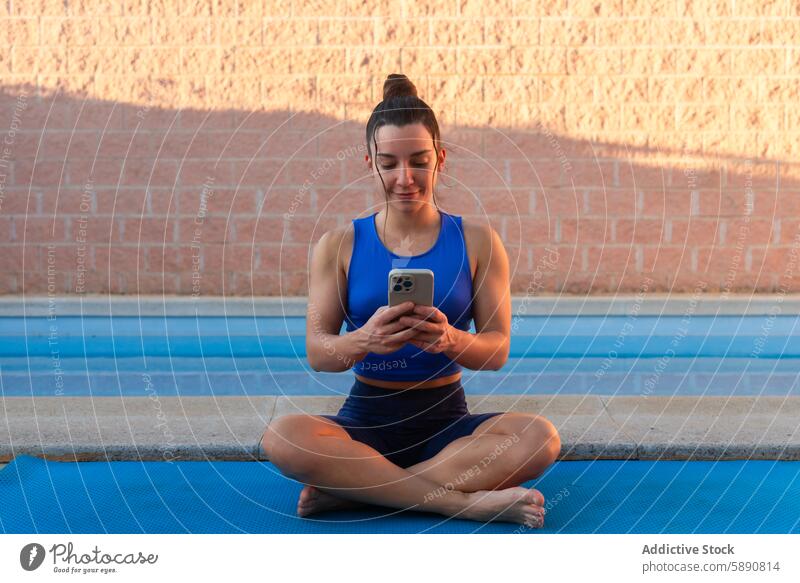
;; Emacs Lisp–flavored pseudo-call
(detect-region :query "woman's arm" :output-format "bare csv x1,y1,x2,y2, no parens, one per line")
403,222,511,371
305,229,368,372
445,222,511,370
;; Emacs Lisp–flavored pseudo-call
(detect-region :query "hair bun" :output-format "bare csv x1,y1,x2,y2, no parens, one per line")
383,74,417,100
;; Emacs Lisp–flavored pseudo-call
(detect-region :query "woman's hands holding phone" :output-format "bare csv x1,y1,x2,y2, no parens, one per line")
399,305,459,354
354,303,460,356
354,302,420,355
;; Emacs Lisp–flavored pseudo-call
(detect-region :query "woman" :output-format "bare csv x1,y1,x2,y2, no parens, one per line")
261,74,561,528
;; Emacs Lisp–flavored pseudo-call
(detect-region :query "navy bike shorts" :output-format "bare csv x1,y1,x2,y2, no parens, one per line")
319,378,503,468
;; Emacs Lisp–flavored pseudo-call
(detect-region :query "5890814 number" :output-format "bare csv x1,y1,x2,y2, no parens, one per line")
730,561,780,572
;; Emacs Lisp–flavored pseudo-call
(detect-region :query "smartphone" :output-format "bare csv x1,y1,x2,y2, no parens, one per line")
388,268,434,307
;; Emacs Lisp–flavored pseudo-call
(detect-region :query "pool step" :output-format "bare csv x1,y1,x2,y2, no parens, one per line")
4,357,800,396
1,396,798,462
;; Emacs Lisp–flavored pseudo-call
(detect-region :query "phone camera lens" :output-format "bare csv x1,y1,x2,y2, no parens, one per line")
402,281,412,288
393,284,402,292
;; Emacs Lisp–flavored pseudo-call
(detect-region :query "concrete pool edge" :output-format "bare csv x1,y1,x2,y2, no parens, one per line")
2,396,798,462
4,293,800,316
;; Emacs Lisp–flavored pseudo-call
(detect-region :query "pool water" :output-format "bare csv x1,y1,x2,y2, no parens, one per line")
1,314,798,397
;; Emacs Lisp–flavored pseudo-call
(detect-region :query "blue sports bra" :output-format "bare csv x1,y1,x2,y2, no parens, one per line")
344,210,474,382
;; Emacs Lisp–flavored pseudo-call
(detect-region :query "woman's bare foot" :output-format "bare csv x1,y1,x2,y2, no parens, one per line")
461,486,546,528
297,484,546,528
297,485,366,517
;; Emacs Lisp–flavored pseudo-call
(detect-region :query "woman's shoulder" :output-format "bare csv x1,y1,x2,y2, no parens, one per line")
315,222,355,272
456,215,502,279
317,222,354,247
459,215,497,248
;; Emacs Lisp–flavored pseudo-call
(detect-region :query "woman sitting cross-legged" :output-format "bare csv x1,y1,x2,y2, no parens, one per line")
260,74,561,529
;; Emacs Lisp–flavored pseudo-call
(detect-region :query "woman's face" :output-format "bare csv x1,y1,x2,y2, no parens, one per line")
366,123,446,213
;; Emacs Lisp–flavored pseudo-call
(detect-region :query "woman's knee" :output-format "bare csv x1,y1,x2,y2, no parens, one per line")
517,415,561,475
261,415,322,476
537,415,562,459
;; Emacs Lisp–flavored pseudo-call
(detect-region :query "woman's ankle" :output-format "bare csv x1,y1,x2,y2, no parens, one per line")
420,488,470,517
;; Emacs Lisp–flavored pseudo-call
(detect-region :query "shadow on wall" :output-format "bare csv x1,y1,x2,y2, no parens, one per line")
0,83,798,297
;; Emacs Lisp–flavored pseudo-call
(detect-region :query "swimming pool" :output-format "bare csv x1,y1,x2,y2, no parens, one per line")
2,313,798,397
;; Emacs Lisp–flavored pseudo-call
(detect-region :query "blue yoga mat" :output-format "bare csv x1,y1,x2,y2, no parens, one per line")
1,456,798,533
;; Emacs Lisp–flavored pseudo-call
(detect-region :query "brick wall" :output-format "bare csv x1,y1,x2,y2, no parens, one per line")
1,0,798,296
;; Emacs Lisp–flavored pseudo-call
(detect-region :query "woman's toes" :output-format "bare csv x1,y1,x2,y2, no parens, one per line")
523,488,545,507
298,485,319,506
524,510,544,529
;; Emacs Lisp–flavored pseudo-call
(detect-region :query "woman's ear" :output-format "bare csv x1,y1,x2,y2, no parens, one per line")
438,148,446,170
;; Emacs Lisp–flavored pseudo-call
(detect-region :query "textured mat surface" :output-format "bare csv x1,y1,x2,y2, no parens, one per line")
1,456,798,533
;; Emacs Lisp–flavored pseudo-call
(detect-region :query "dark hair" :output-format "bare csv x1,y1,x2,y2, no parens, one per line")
366,74,444,214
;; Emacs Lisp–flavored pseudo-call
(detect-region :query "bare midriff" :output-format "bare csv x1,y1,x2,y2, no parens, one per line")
354,371,462,390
